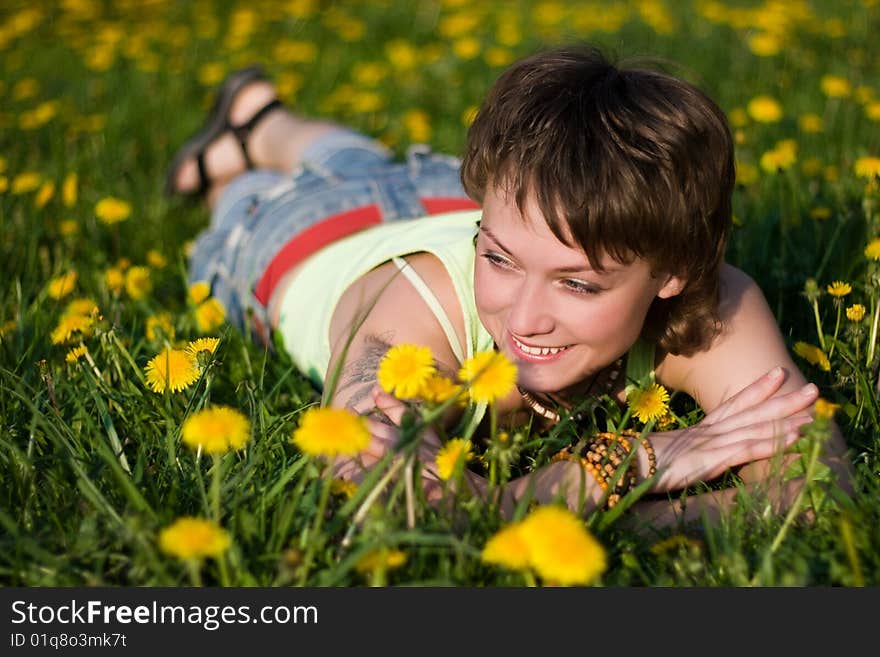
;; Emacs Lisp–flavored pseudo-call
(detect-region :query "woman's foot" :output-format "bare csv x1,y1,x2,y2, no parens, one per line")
165,67,283,197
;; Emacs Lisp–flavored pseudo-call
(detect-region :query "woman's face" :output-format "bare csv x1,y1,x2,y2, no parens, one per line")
473,186,684,394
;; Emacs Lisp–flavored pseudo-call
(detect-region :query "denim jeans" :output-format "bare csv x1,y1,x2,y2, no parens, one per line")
187,128,471,330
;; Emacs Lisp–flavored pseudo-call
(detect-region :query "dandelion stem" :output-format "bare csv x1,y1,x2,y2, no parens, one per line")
767,426,824,557
812,299,826,350
298,472,333,586
185,559,203,587
489,405,498,488
342,458,406,548
867,297,880,367
211,455,222,523
829,303,842,358
404,455,415,530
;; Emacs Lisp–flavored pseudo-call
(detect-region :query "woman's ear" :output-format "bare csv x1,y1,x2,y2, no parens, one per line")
657,275,686,299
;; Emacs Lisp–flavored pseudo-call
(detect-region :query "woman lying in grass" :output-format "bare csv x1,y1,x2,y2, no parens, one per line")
166,44,853,528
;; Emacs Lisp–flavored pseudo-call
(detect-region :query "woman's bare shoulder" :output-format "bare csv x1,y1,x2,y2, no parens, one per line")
656,263,805,411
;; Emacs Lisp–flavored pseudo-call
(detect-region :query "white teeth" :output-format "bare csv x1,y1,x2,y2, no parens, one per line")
513,337,567,356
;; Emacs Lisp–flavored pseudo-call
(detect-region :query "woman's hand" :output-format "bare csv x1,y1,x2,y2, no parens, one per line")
643,367,818,493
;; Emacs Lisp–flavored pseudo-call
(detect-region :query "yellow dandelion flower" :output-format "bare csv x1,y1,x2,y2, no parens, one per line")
627,383,670,424
95,196,131,224
59,219,79,236
116,257,131,271
146,249,167,268
158,517,230,560
866,102,880,122
459,350,518,405
854,156,880,179
809,207,832,221
182,406,251,454
35,181,55,208
435,438,474,481
144,348,200,393
747,95,783,123
146,312,175,341
735,161,758,185
11,171,41,194
418,373,462,404
195,298,226,333
485,47,514,67
51,313,94,345
124,266,152,300
865,238,880,261
453,37,480,60
62,173,77,207
355,548,407,574
481,523,531,572
377,343,436,399
813,398,840,421
403,109,431,143
65,345,89,363
47,271,78,300
747,31,781,56
846,304,866,322
291,406,370,458
330,478,358,499
760,142,798,173
187,337,220,356
728,107,748,128
0,319,17,340
104,267,124,295
798,113,824,133
385,39,418,70
518,505,607,586
188,281,211,304
793,341,831,372
799,158,821,178
63,297,98,318
826,281,852,297
820,75,851,98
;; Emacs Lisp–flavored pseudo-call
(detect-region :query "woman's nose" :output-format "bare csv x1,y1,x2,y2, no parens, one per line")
506,279,554,336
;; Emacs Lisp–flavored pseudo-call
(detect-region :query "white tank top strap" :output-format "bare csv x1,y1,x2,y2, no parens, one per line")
391,256,465,364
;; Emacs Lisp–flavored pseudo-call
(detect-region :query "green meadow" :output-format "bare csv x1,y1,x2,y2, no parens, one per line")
1,0,879,586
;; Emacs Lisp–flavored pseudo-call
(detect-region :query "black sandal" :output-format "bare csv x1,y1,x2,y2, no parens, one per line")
164,65,284,198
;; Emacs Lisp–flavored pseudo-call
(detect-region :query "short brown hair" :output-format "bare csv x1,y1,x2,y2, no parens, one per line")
461,44,734,356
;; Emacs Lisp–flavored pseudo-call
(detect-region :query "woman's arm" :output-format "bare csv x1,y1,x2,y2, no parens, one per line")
654,263,853,498
322,253,469,482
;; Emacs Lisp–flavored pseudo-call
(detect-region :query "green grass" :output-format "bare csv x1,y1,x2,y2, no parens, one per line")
1,0,879,586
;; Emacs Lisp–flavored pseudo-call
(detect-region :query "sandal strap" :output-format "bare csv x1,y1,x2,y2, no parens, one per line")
230,98,283,170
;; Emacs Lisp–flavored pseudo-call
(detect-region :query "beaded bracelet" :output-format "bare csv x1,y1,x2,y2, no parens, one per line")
551,429,657,509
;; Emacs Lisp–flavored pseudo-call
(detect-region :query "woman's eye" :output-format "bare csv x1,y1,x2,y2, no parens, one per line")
481,252,514,269
563,279,600,295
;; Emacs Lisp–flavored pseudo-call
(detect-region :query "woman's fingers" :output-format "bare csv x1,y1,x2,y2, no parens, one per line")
371,385,407,426
705,383,818,435
701,366,786,426
651,412,809,491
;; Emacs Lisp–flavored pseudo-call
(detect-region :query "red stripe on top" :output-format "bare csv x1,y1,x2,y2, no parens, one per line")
421,197,480,215
253,204,382,305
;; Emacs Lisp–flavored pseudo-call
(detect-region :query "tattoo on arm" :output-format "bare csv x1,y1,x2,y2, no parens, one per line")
335,334,393,410
333,333,458,415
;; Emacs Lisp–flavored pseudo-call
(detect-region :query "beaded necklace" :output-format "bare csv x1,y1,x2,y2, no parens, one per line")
517,356,624,424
